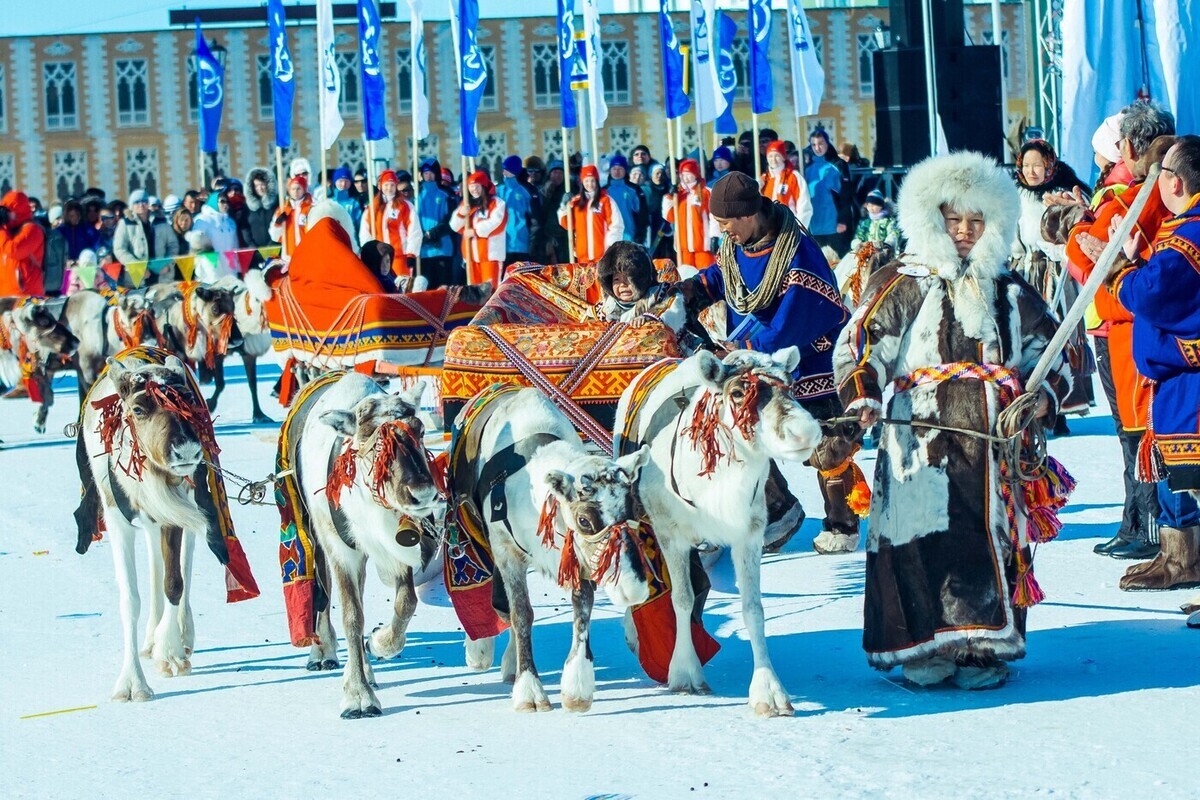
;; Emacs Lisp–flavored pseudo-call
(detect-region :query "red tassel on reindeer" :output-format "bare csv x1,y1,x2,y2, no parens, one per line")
589,523,628,585
325,444,358,508
557,529,581,591
537,494,560,549
682,391,733,477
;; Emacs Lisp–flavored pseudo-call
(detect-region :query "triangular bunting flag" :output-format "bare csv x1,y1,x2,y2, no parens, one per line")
176,255,196,281
148,257,174,274
126,260,149,287
75,265,97,289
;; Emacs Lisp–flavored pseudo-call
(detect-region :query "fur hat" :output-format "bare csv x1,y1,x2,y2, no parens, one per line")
896,150,1018,281
305,199,360,255
289,157,313,178
597,240,657,298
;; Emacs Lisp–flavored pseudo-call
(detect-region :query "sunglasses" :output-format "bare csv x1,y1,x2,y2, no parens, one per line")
100,214,115,220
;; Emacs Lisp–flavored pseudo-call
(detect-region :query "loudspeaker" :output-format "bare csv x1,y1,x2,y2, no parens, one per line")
887,0,965,50
872,45,1004,167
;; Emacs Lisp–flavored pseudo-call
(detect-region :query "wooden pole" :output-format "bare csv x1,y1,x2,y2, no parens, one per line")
460,154,473,281
274,145,287,257
666,118,683,270
411,136,422,279
562,125,575,262
752,112,762,179
364,138,376,241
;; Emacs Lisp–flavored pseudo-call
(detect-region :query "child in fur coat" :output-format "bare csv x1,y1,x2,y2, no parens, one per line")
591,241,687,334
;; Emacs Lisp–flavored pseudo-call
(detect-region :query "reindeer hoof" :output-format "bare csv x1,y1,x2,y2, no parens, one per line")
321,659,340,671
514,699,553,713
306,660,322,671
754,700,795,718
252,413,272,425
340,708,363,720
362,705,382,718
131,688,155,702
561,695,592,713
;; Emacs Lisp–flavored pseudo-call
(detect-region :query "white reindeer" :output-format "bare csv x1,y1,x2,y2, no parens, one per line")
210,268,274,422
614,348,823,716
76,351,223,701
289,372,441,718
454,388,652,712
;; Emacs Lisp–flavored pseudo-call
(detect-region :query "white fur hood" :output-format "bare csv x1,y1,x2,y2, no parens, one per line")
897,151,1019,281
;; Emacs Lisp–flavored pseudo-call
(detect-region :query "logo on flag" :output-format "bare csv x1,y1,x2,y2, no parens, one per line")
556,0,579,129
786,0,824,116
359,0,387,141
268,0,294,149
317,0,344,149
450,0,487,157
194,19,224,154
658,3,689,120
748,0,773,114
408,0,430,141
714,11,738,136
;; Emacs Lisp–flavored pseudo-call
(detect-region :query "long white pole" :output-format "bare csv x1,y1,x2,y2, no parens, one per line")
364,137,376,241
316,11,328,198
562,124,575,261
410,35,423,277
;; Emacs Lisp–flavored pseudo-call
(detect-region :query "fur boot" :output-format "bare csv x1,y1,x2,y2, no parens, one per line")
901,655,956,686
1119,526,1200,591
812,530,860,554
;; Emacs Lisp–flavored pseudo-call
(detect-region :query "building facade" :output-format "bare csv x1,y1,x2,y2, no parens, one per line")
0,3,1032,202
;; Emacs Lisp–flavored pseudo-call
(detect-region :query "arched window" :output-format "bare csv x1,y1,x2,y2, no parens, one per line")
336,51,359,117
532,43,560,109
257,54,274,119
115,59,150,127
44,61,78,130
601,41,630,106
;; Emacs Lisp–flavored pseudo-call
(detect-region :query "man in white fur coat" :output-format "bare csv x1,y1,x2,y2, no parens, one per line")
832,152,1073,690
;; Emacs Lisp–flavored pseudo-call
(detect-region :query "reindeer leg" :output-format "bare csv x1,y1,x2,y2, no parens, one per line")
31,371,52,435
499,633,516,683
332,553,381,719
139,527,165,658
663,535,710,694
178,531,197,658
107,510,152,702
307,545,339,671
495,553,550,712
368,566,417,660
243,353,271,424
561,580,596,712
206,355,225,413
152,525,191,677
465,634,496,673
356,566,377,689
733,535,793,717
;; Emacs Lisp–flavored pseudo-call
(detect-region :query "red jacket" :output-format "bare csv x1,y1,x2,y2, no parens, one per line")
0,192,45,296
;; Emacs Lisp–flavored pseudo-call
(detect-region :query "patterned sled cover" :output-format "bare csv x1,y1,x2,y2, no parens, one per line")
469,260,682,327
440,320,681,434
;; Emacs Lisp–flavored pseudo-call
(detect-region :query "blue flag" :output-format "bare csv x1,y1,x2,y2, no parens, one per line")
748,0,774,114
358,0,388,141
715,12,739,135
267,0,294,149
556,0,578,129
450,0,488,158
194,20,224,154
658,2,689,120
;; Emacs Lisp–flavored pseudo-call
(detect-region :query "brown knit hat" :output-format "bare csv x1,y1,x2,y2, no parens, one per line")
709,172,762,219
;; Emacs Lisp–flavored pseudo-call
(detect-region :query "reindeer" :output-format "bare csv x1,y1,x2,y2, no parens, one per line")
150,282,238,411
103,290,168,355
453,387,653,713
2,296,81,432
209,268,273,423
75,350,230,701
614,348,823,717
287,372,441,718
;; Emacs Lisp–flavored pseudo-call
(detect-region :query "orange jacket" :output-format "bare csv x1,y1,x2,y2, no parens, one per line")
362,196,422,258
1065,180,1170,431
760,167,812,226
0,192,45,296
662,187,716,268
559,193,624,263
270,195,314,258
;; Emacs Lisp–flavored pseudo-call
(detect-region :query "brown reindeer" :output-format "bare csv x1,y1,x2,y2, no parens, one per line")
1,296,80,432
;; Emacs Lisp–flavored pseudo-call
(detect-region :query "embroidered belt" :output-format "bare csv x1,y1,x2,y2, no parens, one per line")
893,361,1021,399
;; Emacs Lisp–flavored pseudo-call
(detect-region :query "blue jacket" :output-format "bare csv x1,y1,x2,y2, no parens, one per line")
1116,199,1200,490
605,179,644,243
804,159,842,236
694,221,848,400
495,177,531,255
331,188,364,237
417,182,453,259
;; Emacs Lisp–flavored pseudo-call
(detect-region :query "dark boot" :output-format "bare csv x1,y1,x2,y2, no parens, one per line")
763,460,805,554
1119,526,1200,591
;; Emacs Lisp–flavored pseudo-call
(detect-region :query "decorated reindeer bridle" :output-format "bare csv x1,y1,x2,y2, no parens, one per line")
534,490,652,592
323,417,444,515
111,304,167,350
180,283,234,369
89,377,217,481
679,368,792,478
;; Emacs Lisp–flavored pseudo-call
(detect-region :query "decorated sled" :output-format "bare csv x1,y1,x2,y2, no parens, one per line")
262,217,488,405
440,320,682,438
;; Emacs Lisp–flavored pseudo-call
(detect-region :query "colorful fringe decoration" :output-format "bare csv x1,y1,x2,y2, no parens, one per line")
366,420,424,506
324,444,358,508
557,526,581,591
729,376,762,441
1012,545,1046,608
682,391,736,477
1136,388,1167,483
537,494,560,549
1022,455,1077,543
144,381,220,458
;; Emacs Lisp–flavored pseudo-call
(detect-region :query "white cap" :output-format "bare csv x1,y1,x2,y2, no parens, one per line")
48,205,64,223
128,189,148,205
162,194,181,214
77,248,98,266
1092,113,1125,164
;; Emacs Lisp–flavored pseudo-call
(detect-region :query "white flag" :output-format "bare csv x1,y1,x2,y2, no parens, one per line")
786,0,824,116
408,0,429,140
688,0,727,124
317,0,344,150
581,0,608,128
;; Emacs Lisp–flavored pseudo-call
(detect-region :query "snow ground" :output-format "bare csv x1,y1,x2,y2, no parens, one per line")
1,358,1197,799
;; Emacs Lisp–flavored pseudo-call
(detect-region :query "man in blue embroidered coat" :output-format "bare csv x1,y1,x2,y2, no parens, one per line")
1111,135,1200,593
679,171,856,554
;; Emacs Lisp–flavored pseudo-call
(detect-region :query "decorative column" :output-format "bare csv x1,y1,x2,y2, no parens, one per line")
82,36,118,193
10,40,46,199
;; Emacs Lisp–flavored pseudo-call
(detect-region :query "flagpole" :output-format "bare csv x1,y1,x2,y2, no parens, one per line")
411,70,422,279
364,136,376,241
688,43,707,181
316,9,328,203
561,124,575,262
460,155,474,281
578,87,595,263
666,117,683,269
752,112,762,178
275,145,285,230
